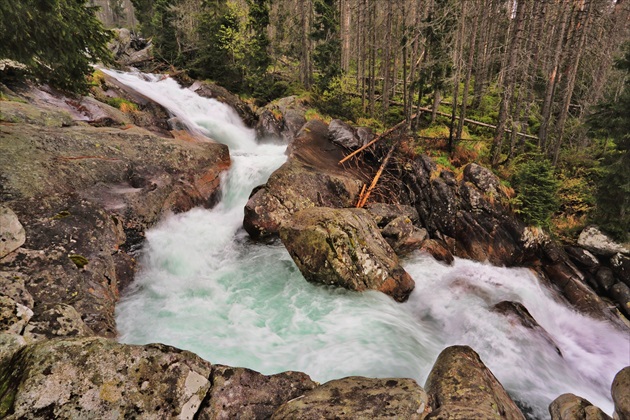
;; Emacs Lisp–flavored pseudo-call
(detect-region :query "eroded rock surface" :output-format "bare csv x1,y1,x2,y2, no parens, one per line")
0,337,212,419
0,207,25,258
424,345,525,419
280,207,415,301
244,120,364,239
549,393,611,420
199,365,317,420
271,376,431,420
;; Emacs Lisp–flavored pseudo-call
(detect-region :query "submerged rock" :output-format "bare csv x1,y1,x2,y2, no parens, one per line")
493,301,562,356
549,393,611,420
271,376,431,419
424,345,525,419
280,207,415,302
199,365,317,420
0,337,213,419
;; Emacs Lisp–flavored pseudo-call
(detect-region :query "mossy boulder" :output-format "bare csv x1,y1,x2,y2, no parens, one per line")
424,345,525,419
612,367,630,420
271,376,431,419
280,207,415,302
244,120,364,240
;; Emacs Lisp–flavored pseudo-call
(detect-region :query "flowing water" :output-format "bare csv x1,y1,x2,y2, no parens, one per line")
106,70,630,419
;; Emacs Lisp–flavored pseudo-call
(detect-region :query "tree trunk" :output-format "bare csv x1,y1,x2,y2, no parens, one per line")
491,0,526,167
456,4,478,143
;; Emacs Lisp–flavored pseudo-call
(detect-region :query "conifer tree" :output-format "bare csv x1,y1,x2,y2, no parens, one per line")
0,0,111,92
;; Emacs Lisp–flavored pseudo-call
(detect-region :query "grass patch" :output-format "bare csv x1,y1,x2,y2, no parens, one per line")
106,97,138,113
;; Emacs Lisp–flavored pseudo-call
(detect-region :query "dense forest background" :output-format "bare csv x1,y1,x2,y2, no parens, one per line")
1,0,629,240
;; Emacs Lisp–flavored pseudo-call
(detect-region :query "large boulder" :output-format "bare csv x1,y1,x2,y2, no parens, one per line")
280,207,415,302
244,120,364,240
0,337,213,419
549,393,611,420
424,345,525,419
329,119,362,149
199,365,317,420
271,376,431,419
612,367,630,420
189,81,258,128
0,207,25,258
578,226,630,257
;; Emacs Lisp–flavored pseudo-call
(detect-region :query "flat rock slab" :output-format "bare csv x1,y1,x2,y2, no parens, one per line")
271,376,431,419
280,207,415,302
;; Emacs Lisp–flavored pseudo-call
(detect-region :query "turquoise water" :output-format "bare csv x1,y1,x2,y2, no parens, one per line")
108,70,629,419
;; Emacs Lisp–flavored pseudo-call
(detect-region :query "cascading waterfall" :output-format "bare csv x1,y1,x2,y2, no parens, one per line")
107,69,629,419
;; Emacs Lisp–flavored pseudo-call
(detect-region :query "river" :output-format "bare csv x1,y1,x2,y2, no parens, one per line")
104,69,629,419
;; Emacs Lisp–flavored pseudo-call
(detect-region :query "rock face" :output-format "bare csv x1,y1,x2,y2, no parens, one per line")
189,81,259,128
199,365,317,420
1,92,230,337
0,207,26,258
424,345,525,419
578,226,630,257
612,367,630,420
280,207,415,302
271,376,431,420
244,120,364,239
549,393,611,420
0,337,213,419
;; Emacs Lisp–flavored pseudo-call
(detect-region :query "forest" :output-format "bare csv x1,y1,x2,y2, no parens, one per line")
133,0,630,240
2,0,629,239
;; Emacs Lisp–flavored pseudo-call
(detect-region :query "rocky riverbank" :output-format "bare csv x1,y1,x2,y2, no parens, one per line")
1,75,628,419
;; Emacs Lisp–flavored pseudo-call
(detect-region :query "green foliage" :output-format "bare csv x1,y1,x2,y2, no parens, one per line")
106,97,138,112
588,42,630,241
311,0,341,92
312,76,359,121
0,0,112,93
511,156,560,228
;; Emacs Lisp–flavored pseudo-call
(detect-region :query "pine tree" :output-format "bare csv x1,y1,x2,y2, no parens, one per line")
589,43,630,241
0,0,112,92
311,0,341,92
511,156,560,228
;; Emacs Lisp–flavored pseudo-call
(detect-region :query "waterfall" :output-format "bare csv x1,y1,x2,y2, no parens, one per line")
106,69,629,419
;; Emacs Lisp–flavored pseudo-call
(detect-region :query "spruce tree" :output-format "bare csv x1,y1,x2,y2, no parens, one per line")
511,156,560,228
311,0,341,92
588,43,630,241
0,0,111,92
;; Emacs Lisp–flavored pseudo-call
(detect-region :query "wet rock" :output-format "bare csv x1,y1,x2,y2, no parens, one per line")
0,295,33,335
189,81,258,128
365,203,419,228
0,207,26,258
23,303,94,342
199,365,317,420
329,119,361,149
419,239,454,265
611,253,630,288
493,301,562,356
0,337,212,419
612,367,630,420
281,110,307,142
595,267,616,294
256,109,283,140
271,376,431,419
0,119,230,336
381,217,428,256
280,207,415,302
244,120,363,240
578,226,630,257
565,246,601,272
610,282,630,318
549,393,611,420
424,345,525,419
